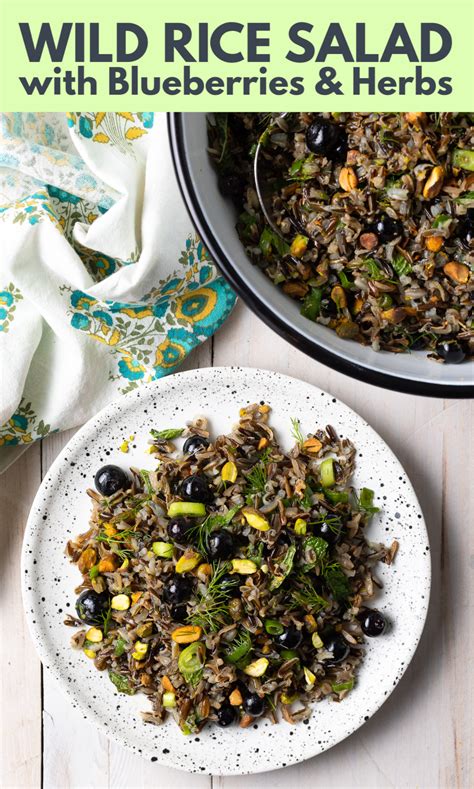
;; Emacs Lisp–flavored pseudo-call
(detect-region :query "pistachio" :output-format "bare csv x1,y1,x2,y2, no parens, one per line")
423,165,444,200
196,562,212,582
152,541,174,558
175,550,201,574
304,614,317,633
78,547,97,573
97,555,118,573
131,591,142,605
381,307,408,324
243,657,269,677
161,675,174,693
405,112,426,126
171,625,202,644
294,518,307,535
339,166,358,192
111,594,130,611
312,632,324,649
132,640,148,661
281,692,299,705
290,234,309,258
282,281,309,299
335,318,359,339
302,436,323,454
331,285,347,310
140,672,152,687
241,507,270,531
221,460,238,483
83,648,96,659
85,627,103,643
352,296,364,315
443,261,470,284
136,621,153,638
231,559,258,574
304,666,316,686
229,688,243,706
425,236,443,252
258,436,269,450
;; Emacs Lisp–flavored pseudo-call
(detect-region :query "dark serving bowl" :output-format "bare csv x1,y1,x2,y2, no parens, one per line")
169,113,474,398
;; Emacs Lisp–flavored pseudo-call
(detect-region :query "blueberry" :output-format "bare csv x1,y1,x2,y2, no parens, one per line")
436,340,466,364
163,575,194,605
94,465,129,497
276,625,303,650
216,703,236,727
170,604,187,622
319,297,338,319
323,633,350,666
182,435,210,455
243,692,265,717
180,474,213,503
306,118,347,161
167,518,194,545
359,609,387,637
367,217,403,243
458,209,474,246
218,173,245,201
208,530,234,560
75,590,110,625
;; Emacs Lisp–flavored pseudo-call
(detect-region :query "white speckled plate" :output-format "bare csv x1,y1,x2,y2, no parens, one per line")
22,368,431,775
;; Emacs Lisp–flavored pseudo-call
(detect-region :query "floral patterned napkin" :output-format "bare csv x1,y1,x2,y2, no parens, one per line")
0,113,236,471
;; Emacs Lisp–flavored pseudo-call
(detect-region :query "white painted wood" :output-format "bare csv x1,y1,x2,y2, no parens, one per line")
4,302,474,788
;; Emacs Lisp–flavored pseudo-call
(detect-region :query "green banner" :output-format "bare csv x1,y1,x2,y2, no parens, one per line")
0,0,473,109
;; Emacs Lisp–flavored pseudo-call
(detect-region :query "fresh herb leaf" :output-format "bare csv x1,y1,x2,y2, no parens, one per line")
89,565,100,580
269,544,296,590
259,227,290,258
244,454,269,502
331,679,354,692
338,270,353,290
323,562,351,602
290,417,304,446
114,636,127,657
432,213,451,227
392,254,412,277
301,535,329,571
364,258,385,281
150,428,184,441
323,488,349,505
247,541,265,567
108,670,135,695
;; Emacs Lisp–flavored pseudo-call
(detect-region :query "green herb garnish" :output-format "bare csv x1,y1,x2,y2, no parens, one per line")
323,562,351,602
331,679,354,693
150,428,184,441
392,254,412,277
291,574,329,613
300,287,322,321
356,487,380,515
225,629,252,666
108,671,135,695
113,636,127,657
269,544,297,590
89,565,100,580
187,506,240,556
187,562,236,633
290,417,305,446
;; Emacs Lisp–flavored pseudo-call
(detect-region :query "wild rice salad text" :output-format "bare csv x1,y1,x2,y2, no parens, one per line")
209,112,474,363
66,405,396,733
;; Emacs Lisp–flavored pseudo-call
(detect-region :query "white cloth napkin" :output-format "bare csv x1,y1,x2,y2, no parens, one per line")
0,112,236,471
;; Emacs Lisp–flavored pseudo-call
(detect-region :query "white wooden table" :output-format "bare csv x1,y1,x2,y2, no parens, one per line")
2,301,473,789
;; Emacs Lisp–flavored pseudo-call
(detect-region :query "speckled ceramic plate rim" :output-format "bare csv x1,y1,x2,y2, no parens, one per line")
22,367,431,776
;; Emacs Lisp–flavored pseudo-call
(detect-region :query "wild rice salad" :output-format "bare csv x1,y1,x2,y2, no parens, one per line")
209,112,474,363
66,404,396,733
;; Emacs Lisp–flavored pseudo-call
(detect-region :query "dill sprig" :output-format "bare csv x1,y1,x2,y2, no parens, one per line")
290,417,304,446
96,528,137,562
290,574,329,613
187,562,236,633
244,447,271,502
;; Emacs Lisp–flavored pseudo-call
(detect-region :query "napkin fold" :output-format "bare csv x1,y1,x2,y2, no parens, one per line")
0,112,236,471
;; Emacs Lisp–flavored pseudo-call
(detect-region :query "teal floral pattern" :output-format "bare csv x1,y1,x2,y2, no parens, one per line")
67,235,235,392
0,283,23,332
0,112,236,456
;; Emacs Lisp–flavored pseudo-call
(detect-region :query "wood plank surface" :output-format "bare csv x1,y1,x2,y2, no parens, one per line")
2,301,473,789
